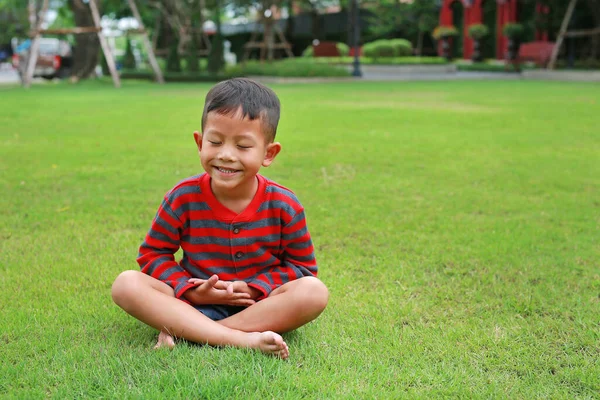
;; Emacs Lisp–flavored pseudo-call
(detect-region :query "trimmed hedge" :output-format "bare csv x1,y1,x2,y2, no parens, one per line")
228,58,350,77
363,39,413,59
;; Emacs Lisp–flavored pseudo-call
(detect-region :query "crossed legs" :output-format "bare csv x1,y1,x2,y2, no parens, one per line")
111,271,329,359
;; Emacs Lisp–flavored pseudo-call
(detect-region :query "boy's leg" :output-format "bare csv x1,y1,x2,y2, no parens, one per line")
217,276,329,334
111,270,288,358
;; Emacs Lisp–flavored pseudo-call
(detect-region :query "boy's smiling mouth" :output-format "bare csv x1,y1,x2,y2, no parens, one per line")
215,166,240,174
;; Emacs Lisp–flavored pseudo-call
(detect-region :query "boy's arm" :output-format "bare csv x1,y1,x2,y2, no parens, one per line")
247,209,318,300
137,197,195,299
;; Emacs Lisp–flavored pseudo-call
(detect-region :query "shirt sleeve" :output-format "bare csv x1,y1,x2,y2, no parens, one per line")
248,209,318,300
136,196,195,299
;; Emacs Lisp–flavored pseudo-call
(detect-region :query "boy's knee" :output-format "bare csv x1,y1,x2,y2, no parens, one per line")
298,277,329,312
111,270,141,306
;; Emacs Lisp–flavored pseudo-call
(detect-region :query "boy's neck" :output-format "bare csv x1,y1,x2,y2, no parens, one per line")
211,176,259,215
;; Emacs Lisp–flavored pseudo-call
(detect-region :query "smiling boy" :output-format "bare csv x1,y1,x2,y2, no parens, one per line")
111,78,328,359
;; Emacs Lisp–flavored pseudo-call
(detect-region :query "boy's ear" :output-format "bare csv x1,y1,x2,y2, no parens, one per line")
193,131,202,150
262,142,281,167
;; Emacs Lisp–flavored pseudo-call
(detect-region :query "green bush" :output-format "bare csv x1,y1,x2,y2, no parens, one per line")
468,24,489,40
502,23,524,39
389,39,413,57
432,25,459,40
363,39,412,59
227,58,350,77
302,46,314,57
336,42,350,57
363,40,394,59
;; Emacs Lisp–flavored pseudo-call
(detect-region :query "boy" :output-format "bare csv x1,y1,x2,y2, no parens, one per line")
111,78,328,359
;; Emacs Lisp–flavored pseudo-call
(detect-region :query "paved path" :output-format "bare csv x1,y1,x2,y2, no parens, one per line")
0,64,20,85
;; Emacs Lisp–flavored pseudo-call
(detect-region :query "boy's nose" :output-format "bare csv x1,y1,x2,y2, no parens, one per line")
217,147,236,161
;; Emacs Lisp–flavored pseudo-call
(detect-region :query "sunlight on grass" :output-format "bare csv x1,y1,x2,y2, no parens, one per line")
0,79,599,398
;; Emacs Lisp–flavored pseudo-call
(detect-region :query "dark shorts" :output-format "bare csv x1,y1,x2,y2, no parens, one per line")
193,304,245,321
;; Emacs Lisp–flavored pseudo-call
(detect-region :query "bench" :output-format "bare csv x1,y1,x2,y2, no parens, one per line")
312,41,340,57
518,41,555,67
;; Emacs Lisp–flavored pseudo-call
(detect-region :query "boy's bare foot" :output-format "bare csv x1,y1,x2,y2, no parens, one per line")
154,330,176,349
248,331,289,359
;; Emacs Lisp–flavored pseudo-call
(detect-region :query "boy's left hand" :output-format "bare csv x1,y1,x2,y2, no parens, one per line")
188,278,262,300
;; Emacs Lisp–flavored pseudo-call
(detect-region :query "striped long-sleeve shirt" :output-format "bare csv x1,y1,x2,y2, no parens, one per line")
137,173,318,300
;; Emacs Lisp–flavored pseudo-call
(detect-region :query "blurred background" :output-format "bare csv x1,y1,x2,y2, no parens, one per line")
1,0,599,85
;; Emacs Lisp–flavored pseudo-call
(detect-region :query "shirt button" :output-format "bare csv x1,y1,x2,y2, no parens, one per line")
233,227,240,234
235,251,244,259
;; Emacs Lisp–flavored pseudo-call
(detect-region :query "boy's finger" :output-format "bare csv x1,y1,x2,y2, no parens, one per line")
213,281,229,290
200,275,218,290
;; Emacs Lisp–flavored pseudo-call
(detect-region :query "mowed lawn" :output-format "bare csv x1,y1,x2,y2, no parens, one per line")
0,79,598,398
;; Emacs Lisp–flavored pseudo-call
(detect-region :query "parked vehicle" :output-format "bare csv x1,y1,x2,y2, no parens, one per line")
11,38,73,80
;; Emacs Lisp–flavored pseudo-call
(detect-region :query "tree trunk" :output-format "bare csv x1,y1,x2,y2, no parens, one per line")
586,0,600,59
69,0,100,80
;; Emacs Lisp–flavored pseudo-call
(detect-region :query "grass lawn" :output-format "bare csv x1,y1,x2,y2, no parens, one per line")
0,79,599,398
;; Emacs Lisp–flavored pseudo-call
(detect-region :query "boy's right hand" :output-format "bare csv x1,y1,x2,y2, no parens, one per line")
183,275,256,307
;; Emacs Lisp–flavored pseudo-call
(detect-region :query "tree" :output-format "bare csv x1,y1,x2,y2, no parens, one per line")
68,0,100,80
0,0,29,44
207,0,225,74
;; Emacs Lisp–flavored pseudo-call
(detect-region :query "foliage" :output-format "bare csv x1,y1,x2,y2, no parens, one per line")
0,0,29,43
1,80,599,398
432,25,459,40
228,58,350,77
467,24,489,40
363,39,413,59
336,42,350,57
363,0,404,40
502,23,525,39
363,40,395,59
302,45,314,57
166,42,181,73
123,38,136,70
389,38,413,57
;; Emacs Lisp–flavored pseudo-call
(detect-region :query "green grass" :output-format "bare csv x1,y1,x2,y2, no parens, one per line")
1,79,599,398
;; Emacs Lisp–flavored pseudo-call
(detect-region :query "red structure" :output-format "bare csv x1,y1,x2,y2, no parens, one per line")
438,0,550,59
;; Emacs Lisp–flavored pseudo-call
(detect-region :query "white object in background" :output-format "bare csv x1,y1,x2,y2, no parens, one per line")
224,40,237,66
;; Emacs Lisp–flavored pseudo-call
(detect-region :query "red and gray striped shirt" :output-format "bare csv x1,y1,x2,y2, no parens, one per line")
137,173,318,300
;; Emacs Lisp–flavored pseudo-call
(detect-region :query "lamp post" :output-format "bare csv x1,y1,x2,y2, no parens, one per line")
351,0,362,77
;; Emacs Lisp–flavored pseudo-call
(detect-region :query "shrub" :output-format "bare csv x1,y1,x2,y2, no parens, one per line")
502,23,524,39
389,38,413,57
363,40,395,59
432,25,459,40
468,24,489,40
302,46,314,57
227,58,350,77
336,42,350,57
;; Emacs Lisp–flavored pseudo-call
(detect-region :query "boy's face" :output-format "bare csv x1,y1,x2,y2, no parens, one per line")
194,109,280,199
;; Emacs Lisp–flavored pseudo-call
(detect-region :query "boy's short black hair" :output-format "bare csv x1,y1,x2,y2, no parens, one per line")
201,78,281,142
